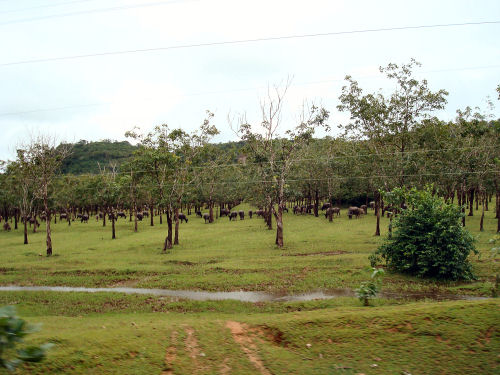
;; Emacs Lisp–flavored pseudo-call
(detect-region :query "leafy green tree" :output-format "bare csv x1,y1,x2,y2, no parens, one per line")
376,187,477,280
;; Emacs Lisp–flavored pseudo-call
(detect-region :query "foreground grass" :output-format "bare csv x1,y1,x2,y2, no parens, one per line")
2,295,497,375
0,203,498,295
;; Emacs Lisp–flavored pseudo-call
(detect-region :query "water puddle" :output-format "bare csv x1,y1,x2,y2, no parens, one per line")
0,286,487,302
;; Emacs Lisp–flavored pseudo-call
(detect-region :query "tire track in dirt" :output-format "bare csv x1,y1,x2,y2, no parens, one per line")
162,331,178,375
225,321,272,375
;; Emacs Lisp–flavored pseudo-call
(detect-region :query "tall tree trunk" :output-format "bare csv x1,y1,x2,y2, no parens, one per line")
174,206,180,245
313,189,319,217
150,204,154,226
44,197,52,256
461,188,466,227
480,192,485,232
159,208,163,224
133,202,138,233
267,199,273,230
209,201,214,223
468,189,474,216
103,211,106,227
23,217,28,245
163,206,173,251
111,211,116,239
274,205,284,248
374,191,381,236
14,210,18,230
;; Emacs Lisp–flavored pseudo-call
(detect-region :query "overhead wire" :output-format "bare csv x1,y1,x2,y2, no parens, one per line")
1,63,500,118
1,21,499,66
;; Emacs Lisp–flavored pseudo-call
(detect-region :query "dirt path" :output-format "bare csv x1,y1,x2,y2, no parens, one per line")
161,331,178,375
225,321,272,375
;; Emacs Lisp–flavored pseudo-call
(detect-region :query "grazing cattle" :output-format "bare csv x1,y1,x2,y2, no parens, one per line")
60,213,68,220
76,213,83,219
229,212,238,221
3,222,11,231
248,210,253,219
136,213,143,221
282,207,288,213
321,203,331,211
220,208,230,217
332,207,341,216
255,209,265,217
293,206,300,214
178,213,188,223
238,210,245,220
142,211,149,217
369,201,375,210
196,211,202,218
348,206,364,219
360,205,367,214
95,215,99,221
81,214,89,223
202,213,210,223
117,211,126,219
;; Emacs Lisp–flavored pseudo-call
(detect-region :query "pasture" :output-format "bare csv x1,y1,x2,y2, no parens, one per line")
0,203,499,374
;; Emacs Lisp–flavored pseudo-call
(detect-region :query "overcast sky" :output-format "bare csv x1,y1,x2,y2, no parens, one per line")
0,0,499,160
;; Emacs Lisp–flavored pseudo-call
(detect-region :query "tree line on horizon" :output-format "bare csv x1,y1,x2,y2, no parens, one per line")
0,59,499,255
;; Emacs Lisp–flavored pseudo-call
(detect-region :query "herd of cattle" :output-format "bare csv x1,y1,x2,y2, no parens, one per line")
1,200,407,232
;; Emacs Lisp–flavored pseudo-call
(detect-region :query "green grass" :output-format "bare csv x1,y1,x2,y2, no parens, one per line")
0,203,498,295
3,296,498,374
1,203,499,374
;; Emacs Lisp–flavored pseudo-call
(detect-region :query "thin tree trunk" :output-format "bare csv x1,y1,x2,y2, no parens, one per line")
111,211,116,239
468,189,474,216
23,217,28,244
174,206,180,245
163,206,173,251
375,192,381,236
480,192,485,232
150,204,154,226
274,205,284,248
313,189,319,217
44,197,52,256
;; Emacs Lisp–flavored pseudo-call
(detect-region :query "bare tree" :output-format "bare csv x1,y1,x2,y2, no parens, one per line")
236,81,329,247
22,135,70,256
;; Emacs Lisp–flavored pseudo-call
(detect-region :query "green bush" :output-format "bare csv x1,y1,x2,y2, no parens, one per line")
0,306,53,372
376,187,477,280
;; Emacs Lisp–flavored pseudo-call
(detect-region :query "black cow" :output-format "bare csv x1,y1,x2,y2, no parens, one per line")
238,210,245,220
196,211,202,218
178,213,188,223
321,203,331,210
202,213,210,223
248,210,253,219
142,211,149,217
81,214,89,223
117,211,126,218
60,213,68,220
220,208,230,217
3,222,11,231
255,209,264,217
229,212,238,221
136,213,143,221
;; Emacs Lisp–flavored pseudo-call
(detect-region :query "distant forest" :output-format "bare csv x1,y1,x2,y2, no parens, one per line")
59,139,246,175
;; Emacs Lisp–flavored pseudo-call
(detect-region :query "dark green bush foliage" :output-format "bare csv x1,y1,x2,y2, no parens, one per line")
376,188,477,280
0,306,53,371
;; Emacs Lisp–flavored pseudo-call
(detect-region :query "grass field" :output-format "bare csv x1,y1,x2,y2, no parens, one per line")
0,203,498,295
0,203,499,374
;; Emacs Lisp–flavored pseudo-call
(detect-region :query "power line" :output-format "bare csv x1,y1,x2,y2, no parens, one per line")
0,0,99,15
1,63,500,118
2,20,499,67
0,0,196,26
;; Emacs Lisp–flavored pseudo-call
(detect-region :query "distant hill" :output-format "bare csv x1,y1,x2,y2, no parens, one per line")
58,139,247,175
59,140,137,175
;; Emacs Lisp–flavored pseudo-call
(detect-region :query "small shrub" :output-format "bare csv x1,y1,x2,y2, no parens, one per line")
375,187,477,280
0,306,53,372
355,268,384,306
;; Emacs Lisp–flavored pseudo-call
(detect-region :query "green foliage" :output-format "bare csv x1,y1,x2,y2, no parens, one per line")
376,187,477,280
355,268,384,306
0,306,53,371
